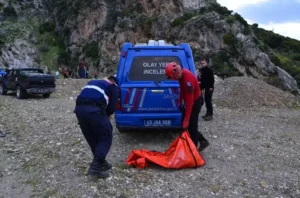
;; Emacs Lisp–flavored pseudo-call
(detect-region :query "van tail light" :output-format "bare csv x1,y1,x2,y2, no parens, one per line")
122,51,127,57
116,99,121,110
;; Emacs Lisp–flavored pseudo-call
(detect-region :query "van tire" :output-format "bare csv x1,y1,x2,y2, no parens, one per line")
16,86,27,99
0,83,7,95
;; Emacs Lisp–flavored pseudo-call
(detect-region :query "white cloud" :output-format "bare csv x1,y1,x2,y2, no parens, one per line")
246,18,300,40
258,21,300,40
216,1,300,40
217,0,270,10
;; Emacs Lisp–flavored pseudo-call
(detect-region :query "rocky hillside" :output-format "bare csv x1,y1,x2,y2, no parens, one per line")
0,0,299,94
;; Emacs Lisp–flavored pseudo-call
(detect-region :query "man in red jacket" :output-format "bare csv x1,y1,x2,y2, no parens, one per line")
165,62,209,152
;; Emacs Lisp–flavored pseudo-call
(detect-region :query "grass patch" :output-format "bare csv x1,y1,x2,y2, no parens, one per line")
44,189,58,197
25,176,40,186
115,163,131,170
40,46,63,69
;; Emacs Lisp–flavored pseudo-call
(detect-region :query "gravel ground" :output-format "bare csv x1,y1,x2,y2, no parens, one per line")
0,77,300,198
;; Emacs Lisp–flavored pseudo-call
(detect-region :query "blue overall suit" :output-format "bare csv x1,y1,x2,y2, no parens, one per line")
74,78,119,177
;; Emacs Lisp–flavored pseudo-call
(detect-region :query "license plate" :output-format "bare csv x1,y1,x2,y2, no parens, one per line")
144,119,172,127
37,89,46,93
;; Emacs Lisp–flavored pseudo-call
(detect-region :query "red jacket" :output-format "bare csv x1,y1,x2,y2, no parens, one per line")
179,69,201,122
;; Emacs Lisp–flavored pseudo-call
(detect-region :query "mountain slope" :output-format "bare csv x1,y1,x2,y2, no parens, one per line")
0,0,299,94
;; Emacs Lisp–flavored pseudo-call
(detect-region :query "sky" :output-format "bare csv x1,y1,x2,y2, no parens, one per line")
217,0,300,41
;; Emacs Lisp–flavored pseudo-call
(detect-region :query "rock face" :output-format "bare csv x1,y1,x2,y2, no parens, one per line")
1,39,38,68
0,0,299,93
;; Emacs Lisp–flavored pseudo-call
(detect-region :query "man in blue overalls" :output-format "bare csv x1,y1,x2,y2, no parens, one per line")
74,76,120,178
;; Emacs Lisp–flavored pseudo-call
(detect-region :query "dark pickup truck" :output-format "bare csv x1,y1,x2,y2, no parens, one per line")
0,68,56,99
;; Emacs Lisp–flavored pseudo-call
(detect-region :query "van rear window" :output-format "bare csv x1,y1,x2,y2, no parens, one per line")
128,56,182,81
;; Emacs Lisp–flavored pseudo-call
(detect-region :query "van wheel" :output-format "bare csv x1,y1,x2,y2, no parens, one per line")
42,93,50,98
0,84,7,95
16,86,27,99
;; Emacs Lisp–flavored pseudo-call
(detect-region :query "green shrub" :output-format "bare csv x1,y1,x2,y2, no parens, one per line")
3,6,17,17
84,41,99,59
291,54,300,61
243,26,250,35
211,51,243,78
203,17,214,28
253,27,300,53
225,16,234,24
269,54,282,66
144,14,158,26
208,3,233,16
269,54,300,86
39,46,49,53
223,33,235,45
171,13,195,27
39,21,56,34
0,39,5,46
57,50,70,65
251,23,258,29
233,13,248,27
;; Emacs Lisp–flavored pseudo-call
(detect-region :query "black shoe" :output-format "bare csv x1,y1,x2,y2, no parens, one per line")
202,114,209,118
203,115,213,121
88,158,110,178
0,131,5,138
102,160,112,171
198,140,210,152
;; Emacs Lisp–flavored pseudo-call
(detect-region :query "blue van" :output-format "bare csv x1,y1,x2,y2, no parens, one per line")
114,40,197,132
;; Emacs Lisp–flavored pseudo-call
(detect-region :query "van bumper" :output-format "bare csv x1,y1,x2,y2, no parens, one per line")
115,112,183,130
27,87,55,94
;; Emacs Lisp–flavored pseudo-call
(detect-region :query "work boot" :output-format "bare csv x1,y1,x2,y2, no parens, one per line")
0,130,5,138
202,113,209,118
87,158,110,178
203,115,213,121
102,160,112,171
198,140,210,152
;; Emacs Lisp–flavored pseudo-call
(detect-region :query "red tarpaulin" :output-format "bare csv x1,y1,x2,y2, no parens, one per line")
126,130,206,169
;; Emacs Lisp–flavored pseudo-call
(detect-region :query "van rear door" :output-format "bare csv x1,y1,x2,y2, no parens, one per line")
119,48,190,117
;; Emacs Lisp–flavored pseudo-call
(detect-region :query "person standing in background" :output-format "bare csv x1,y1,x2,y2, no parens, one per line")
55,70,60,79
197,68,204,108
94,71,98,79
199,58,215,121
78,59,86,79
63,67,69,79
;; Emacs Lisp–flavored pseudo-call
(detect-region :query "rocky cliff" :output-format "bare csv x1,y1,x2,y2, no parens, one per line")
0,0,299,93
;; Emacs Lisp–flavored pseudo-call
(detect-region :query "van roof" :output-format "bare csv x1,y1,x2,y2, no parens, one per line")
134,40,174,47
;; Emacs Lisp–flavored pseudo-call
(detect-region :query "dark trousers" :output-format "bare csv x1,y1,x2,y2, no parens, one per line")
75,106,112,160
79,70,86,79
204,88,213,115
184,97,207,147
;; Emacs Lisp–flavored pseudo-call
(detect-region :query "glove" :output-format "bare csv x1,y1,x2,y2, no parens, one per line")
182,120,189,129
